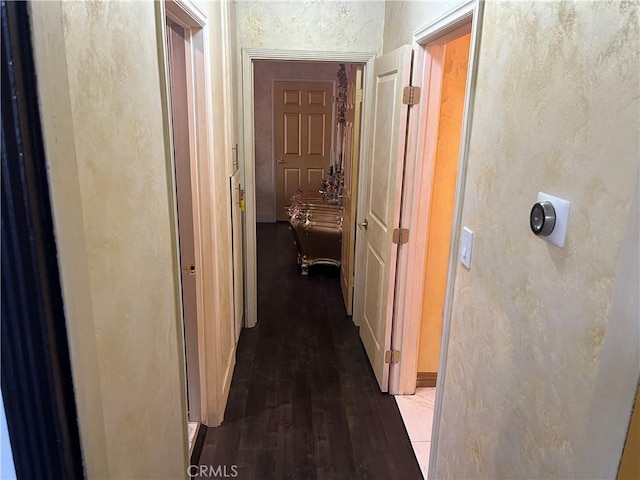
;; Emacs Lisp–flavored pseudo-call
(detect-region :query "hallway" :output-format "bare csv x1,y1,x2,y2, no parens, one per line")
196,223,422,479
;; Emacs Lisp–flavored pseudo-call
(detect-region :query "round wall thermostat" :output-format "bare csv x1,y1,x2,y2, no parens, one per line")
530,201,556,236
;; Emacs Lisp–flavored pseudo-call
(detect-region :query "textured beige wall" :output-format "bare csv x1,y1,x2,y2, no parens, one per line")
235,0,385,54
383,0,461,54
254,61,340,222
32,1,188,478
435,1,639,478
578,176,639,478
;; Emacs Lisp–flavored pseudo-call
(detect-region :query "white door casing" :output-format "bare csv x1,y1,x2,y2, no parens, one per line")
241,50,377,329
230,170,244,341
353,45,413,392
166,20,201,422
161,0,239,428
340,66,363,316
395,1,483,477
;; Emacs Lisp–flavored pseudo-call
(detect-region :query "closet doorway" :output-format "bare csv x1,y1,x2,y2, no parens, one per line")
415,31,472,388
163,0,212,457
166,18,200,426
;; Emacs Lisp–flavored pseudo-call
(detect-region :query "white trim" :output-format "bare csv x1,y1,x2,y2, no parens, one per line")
215,0,239,423
192,24,218,428
241,49,376,328
188,421,201,456
425,3,484,479
167,0,207,27
162,0,228,432
167,4,209,426
390,43,445,395
156,0,191,467
244,49,375,64
413,0,475,44
392,2,479,398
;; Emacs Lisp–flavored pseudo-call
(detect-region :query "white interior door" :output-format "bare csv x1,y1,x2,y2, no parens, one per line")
354,45,412,392
340,66,363,316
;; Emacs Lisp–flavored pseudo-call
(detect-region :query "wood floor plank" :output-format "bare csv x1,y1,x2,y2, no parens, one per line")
312,398,357,480
198,223,422,480
276,373,317,480
236,448,277,480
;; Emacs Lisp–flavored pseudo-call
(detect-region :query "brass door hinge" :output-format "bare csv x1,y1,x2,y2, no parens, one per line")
232,144,239,170
385,350,401,364
356,88,363,103
402,86,421,106
392,228,409,244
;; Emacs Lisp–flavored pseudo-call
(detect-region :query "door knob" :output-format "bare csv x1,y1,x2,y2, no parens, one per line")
358,219,368,230
277,158,286,164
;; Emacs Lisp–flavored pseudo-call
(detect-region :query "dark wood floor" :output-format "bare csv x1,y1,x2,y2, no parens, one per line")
196,222,422,479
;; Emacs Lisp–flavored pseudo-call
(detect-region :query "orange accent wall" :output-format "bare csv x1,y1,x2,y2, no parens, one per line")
618,386,640,480
418,33,471,373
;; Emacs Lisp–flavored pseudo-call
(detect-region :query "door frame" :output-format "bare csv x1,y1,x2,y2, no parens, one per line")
241,49,376,328
165,12,203,425
340,65,364,316
157,0,220,429
390,0,484,472
392,0,482,393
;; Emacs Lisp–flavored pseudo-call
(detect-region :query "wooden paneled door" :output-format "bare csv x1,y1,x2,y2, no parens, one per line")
353,46,413,392
275,81,334,221
340,66,363,315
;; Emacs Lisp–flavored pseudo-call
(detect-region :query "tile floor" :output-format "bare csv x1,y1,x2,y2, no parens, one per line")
395,387,436,479
188,421,198,453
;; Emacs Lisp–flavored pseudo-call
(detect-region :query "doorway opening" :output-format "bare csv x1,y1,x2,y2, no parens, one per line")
166,18,200,437
415,31,471,388
388,1,484,477
163,1,210,457
253,61,339,224
241,50,376,329
396,26,473,476
165,15,200,453
252,60,365,318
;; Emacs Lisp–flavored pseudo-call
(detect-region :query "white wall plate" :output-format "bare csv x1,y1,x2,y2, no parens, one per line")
459,226,473,269
536,192,570,248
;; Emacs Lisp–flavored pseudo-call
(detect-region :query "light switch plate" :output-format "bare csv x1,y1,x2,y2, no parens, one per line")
536,192,570,248
459,226,473,269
